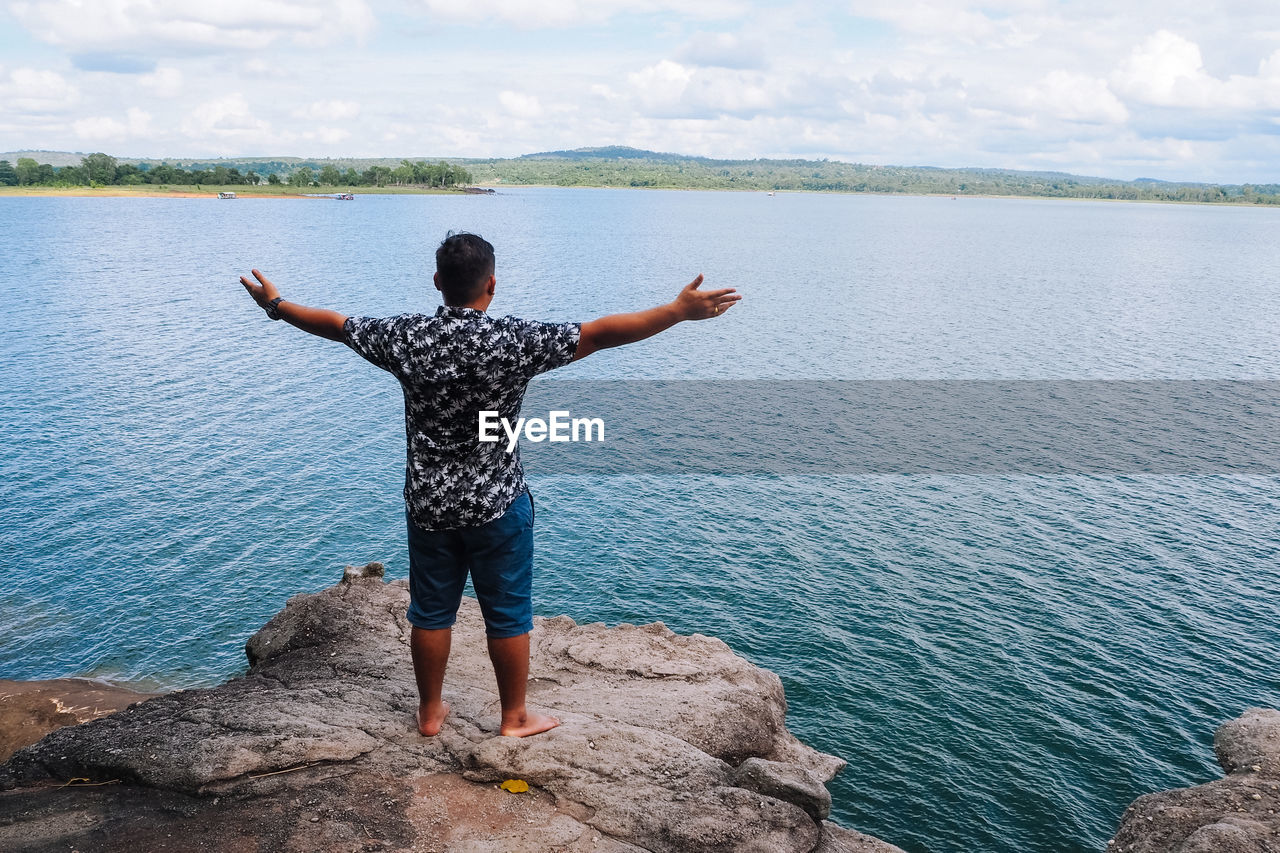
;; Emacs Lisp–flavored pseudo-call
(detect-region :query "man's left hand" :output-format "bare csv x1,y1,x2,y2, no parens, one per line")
239,269,281,310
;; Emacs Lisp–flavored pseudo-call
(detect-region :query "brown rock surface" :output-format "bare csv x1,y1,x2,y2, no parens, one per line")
0,678,158,763
0,563,905,853
1110,708,1280,853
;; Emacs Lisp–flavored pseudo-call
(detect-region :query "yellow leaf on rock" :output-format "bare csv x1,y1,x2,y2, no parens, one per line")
499,779,529,793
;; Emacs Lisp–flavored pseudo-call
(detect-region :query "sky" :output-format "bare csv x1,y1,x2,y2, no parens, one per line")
1,1,1279,182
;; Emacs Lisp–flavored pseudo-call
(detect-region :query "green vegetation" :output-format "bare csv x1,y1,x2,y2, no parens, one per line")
462,147,1280,205
0,154,472,190
2,147,1277,205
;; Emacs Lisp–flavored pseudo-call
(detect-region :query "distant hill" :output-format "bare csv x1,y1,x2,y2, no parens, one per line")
518,146,693,163
2,150,89,167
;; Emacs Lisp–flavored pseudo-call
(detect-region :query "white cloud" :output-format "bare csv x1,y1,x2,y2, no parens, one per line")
1111,30,1220,108
139,66,184,98
411,0,744,27
179,93,271,143
628,60,694,114
1260,49,1280,81
73,107,152,141
0,67,79,112
10,0,374,52
292,100,362,120
590,83,621,100
1018,71,1128,124
674,32,767,69
849,0,1044,47
498,90,544,119
241,58,287,78
301,127,351,144
687,71,777,115
628,60,783,118
71,116,125,140
1111,30,1280,111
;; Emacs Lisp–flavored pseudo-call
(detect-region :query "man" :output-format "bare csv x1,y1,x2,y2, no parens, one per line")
239,232,739,738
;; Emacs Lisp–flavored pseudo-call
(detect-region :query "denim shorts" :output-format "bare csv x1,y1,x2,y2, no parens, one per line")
405,491,534,638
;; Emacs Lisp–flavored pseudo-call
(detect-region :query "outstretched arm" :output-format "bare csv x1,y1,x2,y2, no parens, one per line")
239,269,348,342
574,274,740,361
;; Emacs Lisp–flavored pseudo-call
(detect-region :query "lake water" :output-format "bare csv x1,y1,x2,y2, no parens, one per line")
2,188,1279,853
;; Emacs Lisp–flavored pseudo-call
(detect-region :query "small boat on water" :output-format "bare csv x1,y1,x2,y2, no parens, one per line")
336,193,354,200
217,191,236,199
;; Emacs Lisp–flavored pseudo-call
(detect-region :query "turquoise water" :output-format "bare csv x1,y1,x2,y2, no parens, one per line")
2,189,1279,852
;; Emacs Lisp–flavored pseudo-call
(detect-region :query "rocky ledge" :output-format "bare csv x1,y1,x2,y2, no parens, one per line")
1110,708,1280,852
0,563,903,853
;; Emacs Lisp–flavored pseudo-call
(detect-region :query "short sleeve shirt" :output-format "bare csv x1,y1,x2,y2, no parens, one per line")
343,306,580,530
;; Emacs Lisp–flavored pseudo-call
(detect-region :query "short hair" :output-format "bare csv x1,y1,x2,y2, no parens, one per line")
435,231,495,304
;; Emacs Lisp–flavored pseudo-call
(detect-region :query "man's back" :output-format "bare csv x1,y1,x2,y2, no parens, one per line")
343,305,580,531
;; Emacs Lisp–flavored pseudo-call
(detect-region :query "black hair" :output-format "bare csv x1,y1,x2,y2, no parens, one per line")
435,231,495,304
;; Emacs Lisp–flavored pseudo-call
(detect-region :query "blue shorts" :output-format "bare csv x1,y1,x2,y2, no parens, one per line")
405,491,534,639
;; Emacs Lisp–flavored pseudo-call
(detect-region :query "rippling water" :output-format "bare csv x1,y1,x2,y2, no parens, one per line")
2,189,1279,853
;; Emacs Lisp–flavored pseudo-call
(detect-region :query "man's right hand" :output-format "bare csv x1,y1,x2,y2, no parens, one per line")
673,274,741,321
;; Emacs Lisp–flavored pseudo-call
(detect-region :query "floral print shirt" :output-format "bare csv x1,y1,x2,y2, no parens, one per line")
343,305,580,530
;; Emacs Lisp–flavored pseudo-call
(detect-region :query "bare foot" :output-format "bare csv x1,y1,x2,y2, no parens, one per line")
417,700,449,736
500,710,560,738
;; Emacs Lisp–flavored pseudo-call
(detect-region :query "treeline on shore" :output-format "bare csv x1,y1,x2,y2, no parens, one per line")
0,154,473,189
3,147,1278,205
463,150,1280,205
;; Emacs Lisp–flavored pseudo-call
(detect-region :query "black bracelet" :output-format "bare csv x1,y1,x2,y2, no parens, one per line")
264,296,285,320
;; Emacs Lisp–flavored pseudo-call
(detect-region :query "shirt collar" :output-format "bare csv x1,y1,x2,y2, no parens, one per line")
435,305,487,319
